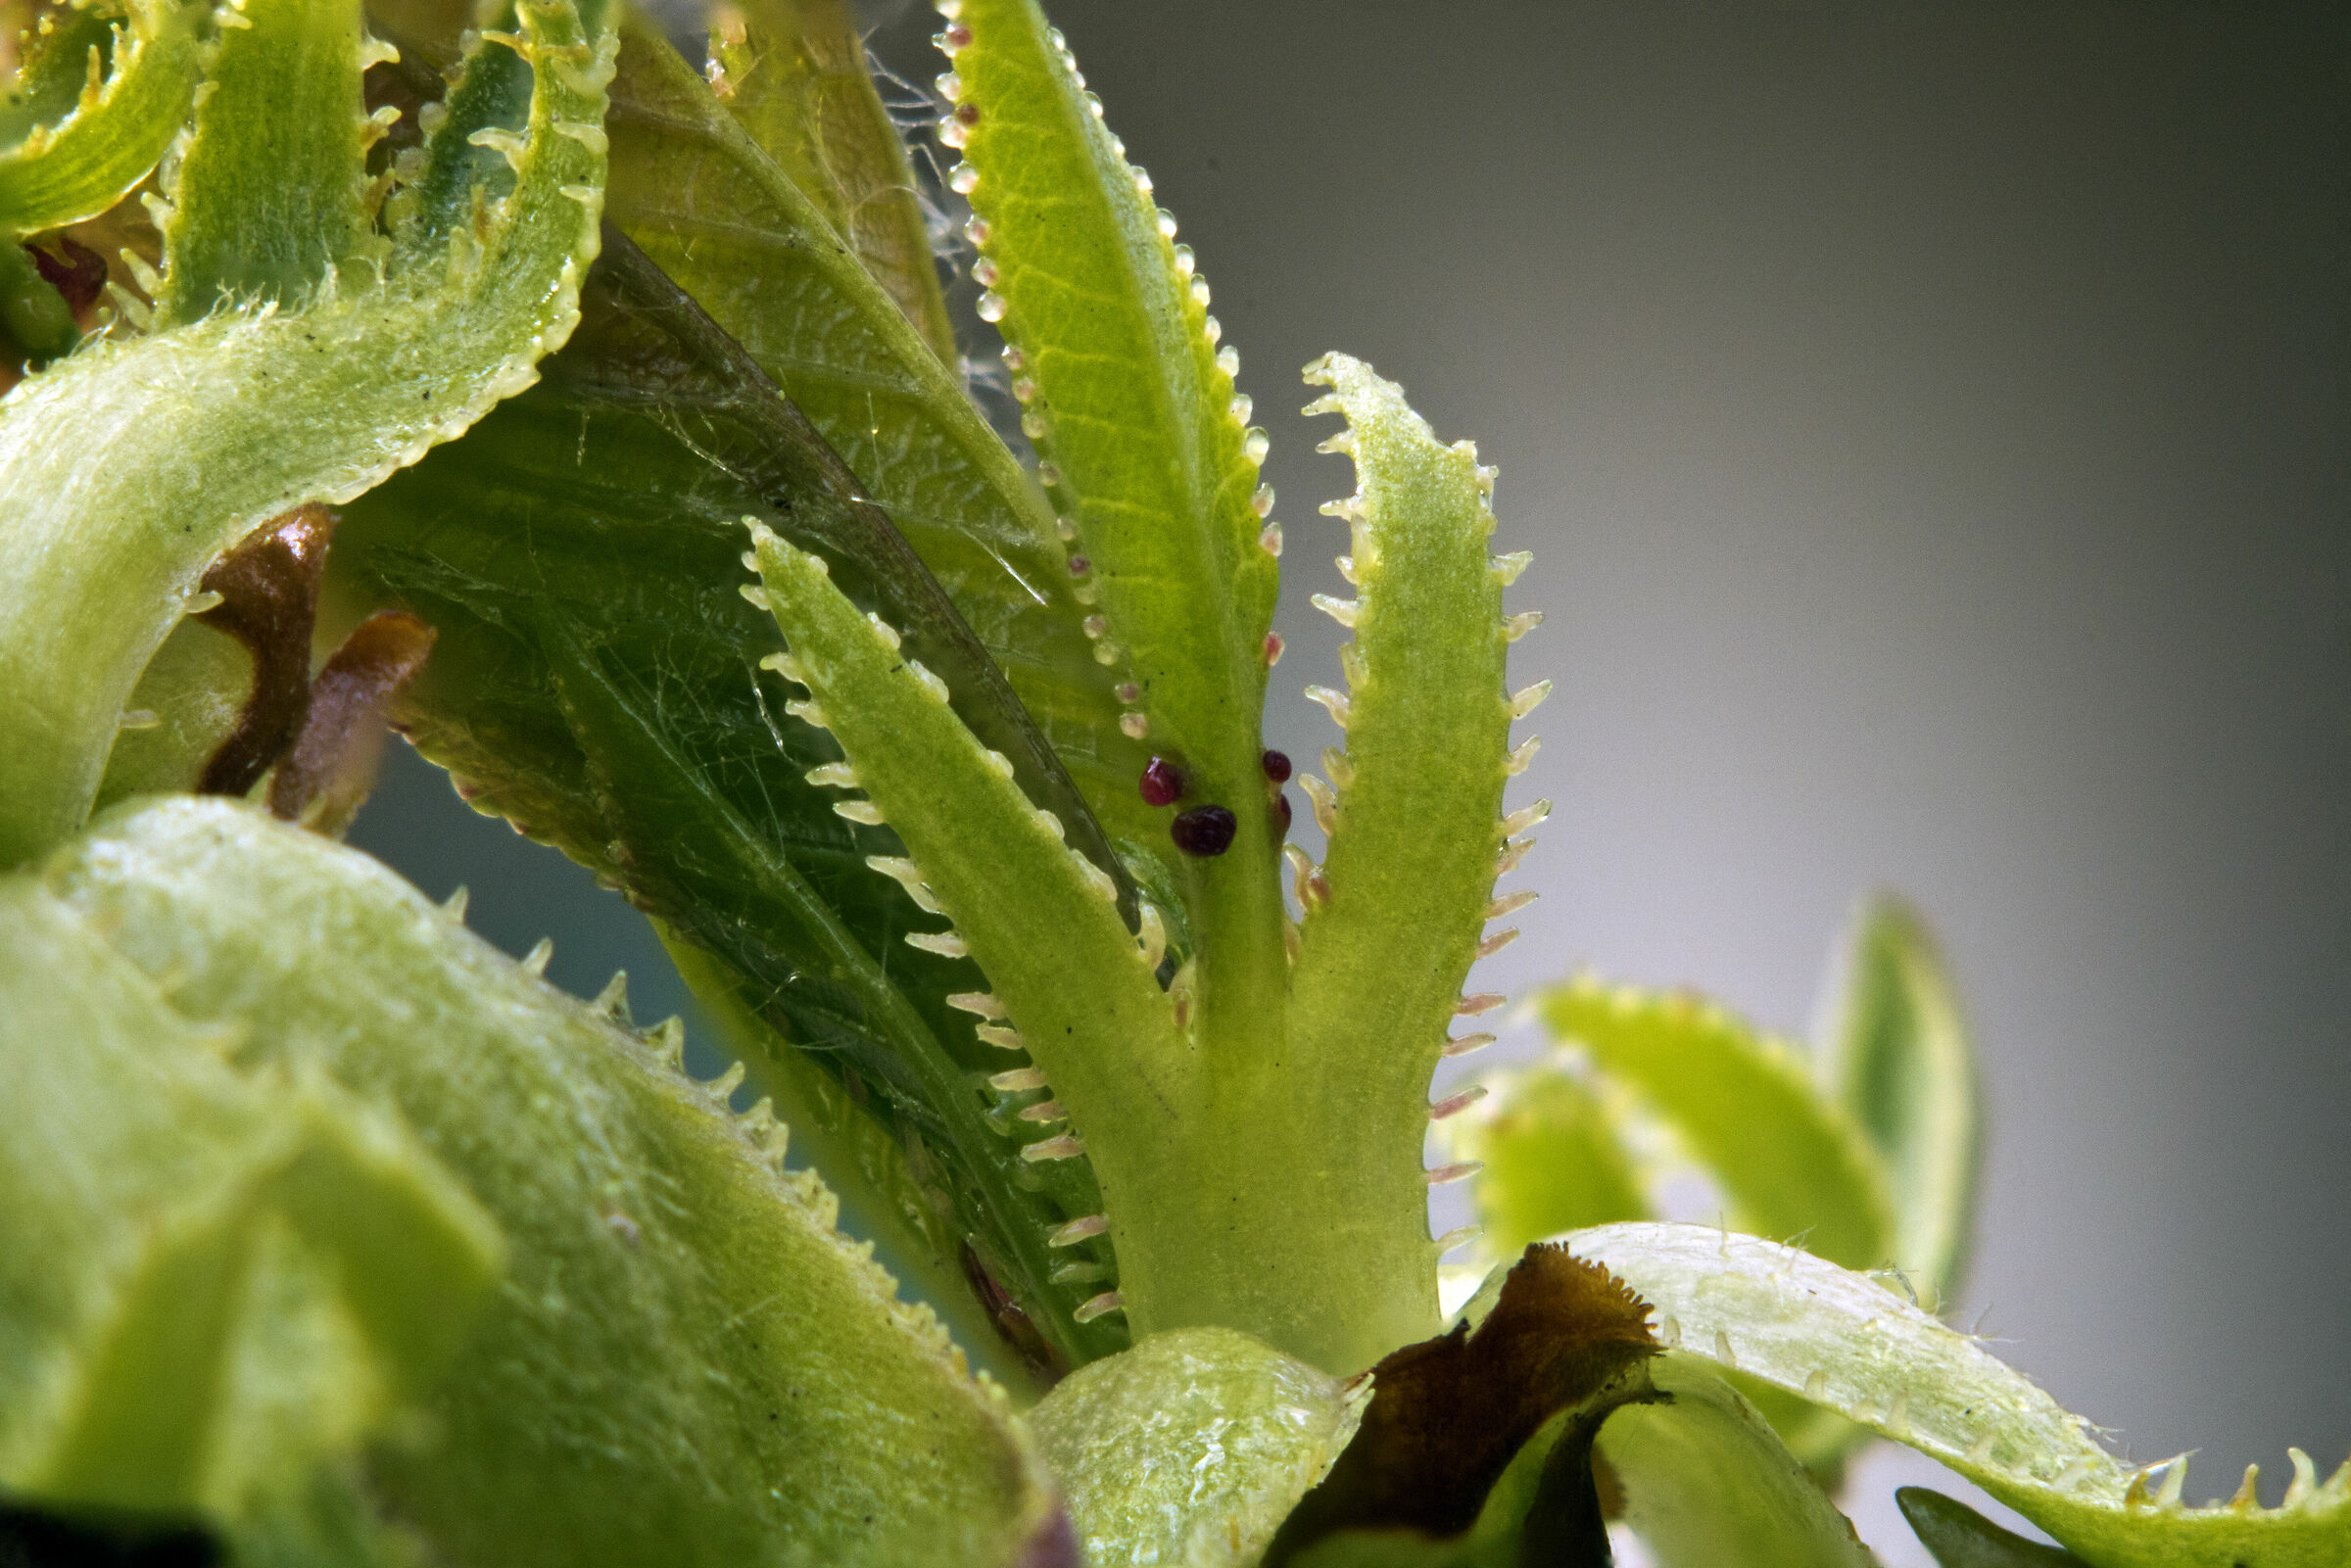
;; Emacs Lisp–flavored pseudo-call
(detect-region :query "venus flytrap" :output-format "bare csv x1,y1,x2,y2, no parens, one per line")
1,1,2342,1563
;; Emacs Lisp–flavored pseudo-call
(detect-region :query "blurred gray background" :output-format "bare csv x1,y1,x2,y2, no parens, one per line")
353,0,2348,1547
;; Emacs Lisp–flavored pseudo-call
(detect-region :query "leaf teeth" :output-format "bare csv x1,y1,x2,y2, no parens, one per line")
1433,1223,1481,1255
1316,429,1357,455
1320,746,1356,789
1305,685,1352,729
1508,680,1553,720
1503,610,1544,642
866,855,944,914
1495,835,1535,877
643,1015,686,1069
1021,1134,1085,1164
1283,843,1328,912
1048,1213,1110,1247
759,650,805,682
1016,1099,1069,1124
2229,1464,2262,1512
738,583,771,609
706,1060,746,1100
521,936,553,976
593,970,629,1020
2145,1454,2188,1508
864,612,902,650
785,698,831,729
1334,554,1358,585
1424,1160,1484,1185
1442,1031,1496,1059
832,799,886,826
1072,1290,1125,1323
1491,550,1533,586
2282,1448,2319,1508
1299,774,1338,836
1505,735,1541,777
1311,593,1360,628
947,991,1006,1020
1457,992,1507,1018
904,658,950,703
1501,800,1551,837
1429,1084,1489,1120
1475,927,1520,959
441,884,470,923
804,761,859,788
974,1023,1025,1052
905,929,969,958
1486,888,1538,920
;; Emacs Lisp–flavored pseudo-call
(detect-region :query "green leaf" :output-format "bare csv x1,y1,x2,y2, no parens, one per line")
1,235,80,360
0,0,206,238
1899,1490,2091,1568
1279,352,1534,1369
1437,1056,1648,1261
753,523,1195,1340
38,796,1067,1567
0,0,614,866
1815,894,1982,1307
1539,977,1894,1273
1028,1326,1368,1568
152,0,376,323
1597,1356,1875,1568
328,239,1131,1374
947,0,1287,1043
704,0,959,364
602,19,1154,866
1570,1221,2351,1568
0,873,499,1553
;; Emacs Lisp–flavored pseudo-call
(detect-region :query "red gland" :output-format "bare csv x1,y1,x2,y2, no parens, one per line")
1171,805,1237,857
1261,748,1292,782
1138,757,1185,807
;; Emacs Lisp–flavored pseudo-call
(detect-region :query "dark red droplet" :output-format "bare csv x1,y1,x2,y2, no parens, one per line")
955,101,980,125
1139,757,1184,807
1261,748,1292,783
1272,792,1293,832
1171,805,1237,857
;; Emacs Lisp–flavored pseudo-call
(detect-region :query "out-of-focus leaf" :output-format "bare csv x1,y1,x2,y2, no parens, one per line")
0,864,500,1561
37,797,1068,1567
705,0,958,363
1571,1221,2351,1568
1028,1326,1368,1568
1899,1490,2091,1568
1815,895,1982,1307
1597,1355,1875,1567
1540,977,1893,1272
1439,1055,1648,1262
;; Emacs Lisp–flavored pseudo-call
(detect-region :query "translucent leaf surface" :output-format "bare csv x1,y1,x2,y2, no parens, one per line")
1571,1222,2351,1568
1028,1326,1367,1568
1815,895,1982,1306
35,797,1066,1567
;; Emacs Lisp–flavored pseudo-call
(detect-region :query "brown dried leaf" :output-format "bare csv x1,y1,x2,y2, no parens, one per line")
194,505,336,796
1267,1244,1660,1562
266,609,435,832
